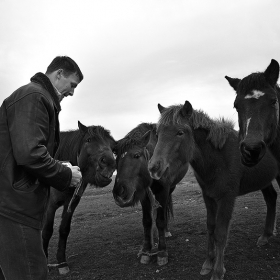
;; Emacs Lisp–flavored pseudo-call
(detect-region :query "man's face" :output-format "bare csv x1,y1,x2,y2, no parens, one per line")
55,71,80,102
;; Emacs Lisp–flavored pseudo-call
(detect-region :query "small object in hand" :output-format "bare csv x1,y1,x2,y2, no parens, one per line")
61,161,72,168
67,179,83,213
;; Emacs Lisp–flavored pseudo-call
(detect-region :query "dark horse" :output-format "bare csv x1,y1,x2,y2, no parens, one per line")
113,123,188,266
42,121,116,274
225,59,280,167
148,101,279,280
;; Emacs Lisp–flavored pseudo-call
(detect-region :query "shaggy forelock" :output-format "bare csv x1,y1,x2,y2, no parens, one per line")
88,125,115,143
115,123,156,156
238,73,269,95
157,104,235,149
158,104,185,127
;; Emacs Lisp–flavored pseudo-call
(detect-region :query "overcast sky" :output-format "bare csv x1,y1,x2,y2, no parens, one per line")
1,0,279,140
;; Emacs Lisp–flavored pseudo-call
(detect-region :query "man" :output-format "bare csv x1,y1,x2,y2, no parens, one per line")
0,56,83,280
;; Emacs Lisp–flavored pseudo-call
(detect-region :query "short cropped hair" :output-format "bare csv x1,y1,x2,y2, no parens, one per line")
46,56,83,82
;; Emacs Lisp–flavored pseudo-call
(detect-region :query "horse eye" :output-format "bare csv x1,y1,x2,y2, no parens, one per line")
177,130,184,136
86,138,91,143
134,153,140,159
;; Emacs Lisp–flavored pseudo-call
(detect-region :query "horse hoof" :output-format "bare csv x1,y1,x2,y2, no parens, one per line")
257,235,269,246
210,267,226,280
58,266,70,275
200,267,212,275
157,251,168,266
140,254,151,264
165,231,172,238
200,259,213,275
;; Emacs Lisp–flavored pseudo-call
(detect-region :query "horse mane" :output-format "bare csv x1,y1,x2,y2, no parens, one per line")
87,125,115,142
115,123,156,156
238,72,280,95
158,104,235,149
57,125,115,162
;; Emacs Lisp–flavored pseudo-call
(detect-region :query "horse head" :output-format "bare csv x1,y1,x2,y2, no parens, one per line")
113,124,156,207
148,101,193,183
77,121,116,187
225,59,280,167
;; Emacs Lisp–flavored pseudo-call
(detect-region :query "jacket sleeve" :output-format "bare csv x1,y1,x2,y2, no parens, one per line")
6,91,72,191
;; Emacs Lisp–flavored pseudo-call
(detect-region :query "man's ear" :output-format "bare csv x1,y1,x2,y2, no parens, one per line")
225,76,241,91
56,69,63,79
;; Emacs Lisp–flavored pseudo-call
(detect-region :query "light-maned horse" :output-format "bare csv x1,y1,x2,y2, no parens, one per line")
225,59,280,167
113,123,188,266
148,101,279,280
42,121,116,274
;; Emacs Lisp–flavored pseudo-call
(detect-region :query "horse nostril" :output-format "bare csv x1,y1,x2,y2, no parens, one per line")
114,185,126,198
240,141,266,162
149,160,161,173
240,142,251,156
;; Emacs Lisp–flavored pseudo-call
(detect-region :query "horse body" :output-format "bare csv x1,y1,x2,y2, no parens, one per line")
113,123,188,266
42,121,116,274
225,59,280,167
148,102,279,280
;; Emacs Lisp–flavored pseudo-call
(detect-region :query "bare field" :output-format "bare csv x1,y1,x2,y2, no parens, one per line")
48,168,280,280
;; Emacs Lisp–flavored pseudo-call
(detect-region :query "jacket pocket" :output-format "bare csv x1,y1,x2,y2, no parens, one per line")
13,176,39,193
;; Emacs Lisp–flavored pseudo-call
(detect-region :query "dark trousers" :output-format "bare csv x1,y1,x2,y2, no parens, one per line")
0,214,48,280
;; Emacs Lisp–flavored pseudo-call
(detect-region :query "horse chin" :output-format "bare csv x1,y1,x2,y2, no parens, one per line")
241,156,260,167
149,166,168,180
95,172,113,187
94,167,116,188
114,193,136,208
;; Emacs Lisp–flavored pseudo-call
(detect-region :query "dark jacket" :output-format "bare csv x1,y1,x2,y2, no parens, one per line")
0,73,72,229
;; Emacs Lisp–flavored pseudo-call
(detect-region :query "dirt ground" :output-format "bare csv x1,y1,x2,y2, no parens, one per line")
47,168,280,280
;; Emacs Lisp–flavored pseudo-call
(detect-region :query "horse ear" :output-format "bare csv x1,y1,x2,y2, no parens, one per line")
158,104,166,114
264,59,279,87
78,121,88,134
181,101,193,119
225,76,241,91
140,130,151,147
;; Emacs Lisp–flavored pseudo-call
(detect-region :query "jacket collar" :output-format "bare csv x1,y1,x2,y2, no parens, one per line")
30,72,61,112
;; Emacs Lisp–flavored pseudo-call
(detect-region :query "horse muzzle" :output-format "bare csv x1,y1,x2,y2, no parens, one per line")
240,141,266,167
96,170,114,187
148,159,168,180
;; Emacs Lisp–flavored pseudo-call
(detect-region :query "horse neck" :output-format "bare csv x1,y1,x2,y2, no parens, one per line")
189,127,218,178
58,131,82,165
268,88,280,160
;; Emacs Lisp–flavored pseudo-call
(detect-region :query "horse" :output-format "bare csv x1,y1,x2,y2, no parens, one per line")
42,121,116,274
225,59,280,167
112,123,188,266
148,101,279,280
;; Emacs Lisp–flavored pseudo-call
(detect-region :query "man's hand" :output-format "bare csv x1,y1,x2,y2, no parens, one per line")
61,162,82,187
69,166,82,187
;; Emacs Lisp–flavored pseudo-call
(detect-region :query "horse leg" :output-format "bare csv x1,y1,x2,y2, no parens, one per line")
56,197,81,275
155,191,169,266
211,194,235,280
165,194,173,238
139,195,153,264
257,183,277,246
200,193,217,276
42,201,59,261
